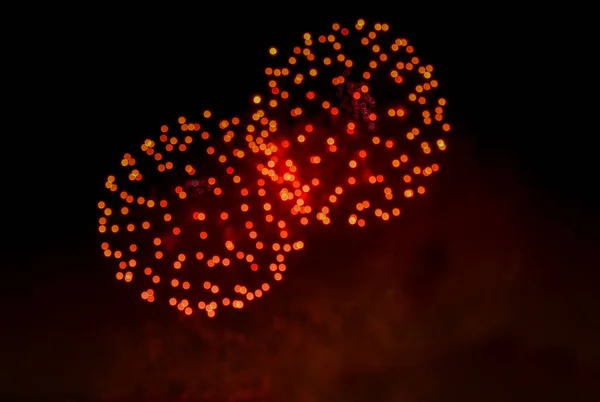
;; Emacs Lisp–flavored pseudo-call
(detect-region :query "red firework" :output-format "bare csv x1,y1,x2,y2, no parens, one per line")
98,18,451,317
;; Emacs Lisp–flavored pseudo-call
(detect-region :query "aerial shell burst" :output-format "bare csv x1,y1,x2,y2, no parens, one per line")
97,18,450,317
244,18,450,227
98,113,304,317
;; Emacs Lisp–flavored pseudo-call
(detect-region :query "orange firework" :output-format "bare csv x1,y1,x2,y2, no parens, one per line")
242,18,450,227
98,113,304,317
98,18,451,317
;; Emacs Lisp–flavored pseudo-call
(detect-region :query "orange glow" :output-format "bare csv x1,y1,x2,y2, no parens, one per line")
99,18,450,319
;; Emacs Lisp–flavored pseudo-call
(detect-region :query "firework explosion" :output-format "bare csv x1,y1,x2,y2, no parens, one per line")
97,19,451,317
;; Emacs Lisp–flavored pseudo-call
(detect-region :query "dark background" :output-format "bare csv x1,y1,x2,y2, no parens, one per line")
2,5,598,401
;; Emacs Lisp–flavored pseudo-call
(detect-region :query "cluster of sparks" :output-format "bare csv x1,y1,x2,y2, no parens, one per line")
97,19,451,317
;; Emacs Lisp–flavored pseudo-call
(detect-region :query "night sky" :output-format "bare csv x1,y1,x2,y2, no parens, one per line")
2,6,598,401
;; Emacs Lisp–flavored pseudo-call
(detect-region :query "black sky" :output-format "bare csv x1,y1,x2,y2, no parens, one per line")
2,5,598,401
